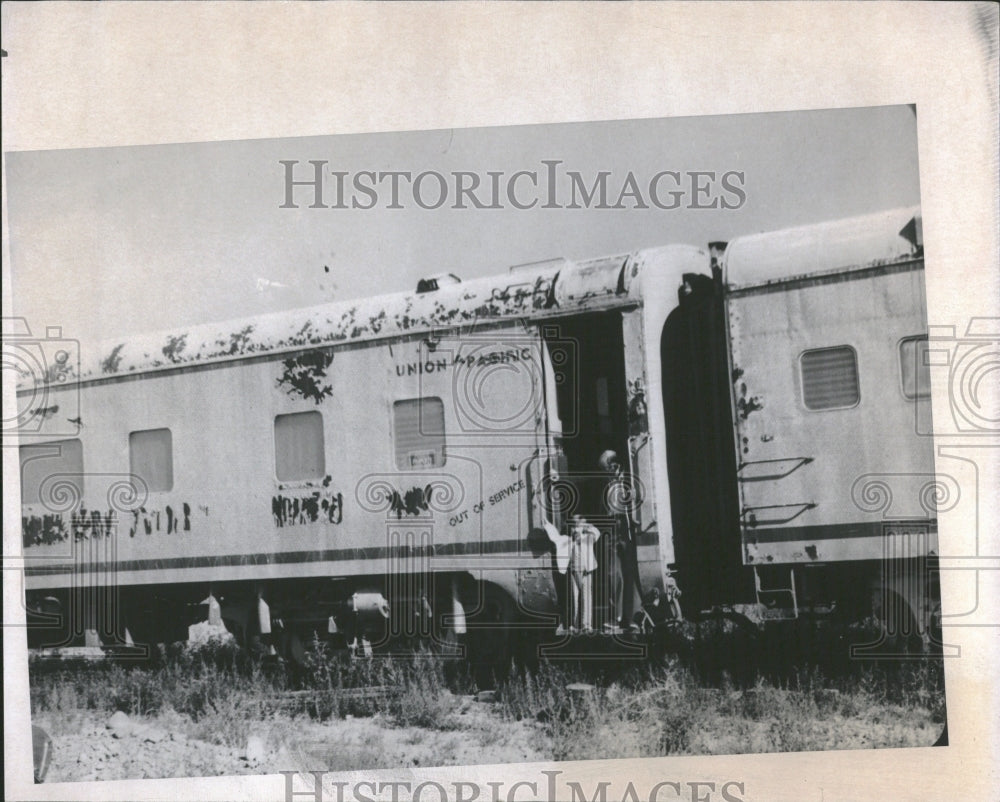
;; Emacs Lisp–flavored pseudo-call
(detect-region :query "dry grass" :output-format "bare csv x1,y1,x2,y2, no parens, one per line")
29,635,947,763
494,654,946,759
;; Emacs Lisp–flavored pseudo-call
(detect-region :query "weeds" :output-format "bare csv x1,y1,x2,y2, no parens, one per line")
29,634,947,762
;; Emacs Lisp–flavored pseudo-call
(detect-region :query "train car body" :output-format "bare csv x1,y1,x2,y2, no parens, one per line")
664,207,936,644
17,206,937,655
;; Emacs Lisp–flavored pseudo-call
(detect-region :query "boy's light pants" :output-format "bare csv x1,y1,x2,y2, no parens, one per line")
569,569,594,631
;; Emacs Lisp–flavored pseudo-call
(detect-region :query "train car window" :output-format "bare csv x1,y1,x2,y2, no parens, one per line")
800,346,860,410
129,428,174,492
394,397,446,469
274,411,326,481
19,439,84,506
899,336,931,399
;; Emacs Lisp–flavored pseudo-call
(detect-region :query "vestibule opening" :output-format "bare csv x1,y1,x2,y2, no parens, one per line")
543,311,629,521
661,273,747,612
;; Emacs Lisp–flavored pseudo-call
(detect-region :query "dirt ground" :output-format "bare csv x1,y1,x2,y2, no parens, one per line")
34,693,943,784
30,625,945,783
34,697,546,782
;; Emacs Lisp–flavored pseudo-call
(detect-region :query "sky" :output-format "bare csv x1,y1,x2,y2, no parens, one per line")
5,106,920,346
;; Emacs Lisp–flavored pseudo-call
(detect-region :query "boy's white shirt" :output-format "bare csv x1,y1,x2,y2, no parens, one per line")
544,519,600,574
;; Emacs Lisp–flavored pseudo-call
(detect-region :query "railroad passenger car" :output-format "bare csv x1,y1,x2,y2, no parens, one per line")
17,206,937,659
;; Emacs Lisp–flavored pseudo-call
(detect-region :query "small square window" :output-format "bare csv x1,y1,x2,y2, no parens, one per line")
800,346,860,410
275,411,325,481
19,439,84,506
130,428,174,492
900,336,931,399
394,398,446,469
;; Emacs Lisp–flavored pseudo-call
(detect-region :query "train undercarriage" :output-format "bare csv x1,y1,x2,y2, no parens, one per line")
25,552,943,674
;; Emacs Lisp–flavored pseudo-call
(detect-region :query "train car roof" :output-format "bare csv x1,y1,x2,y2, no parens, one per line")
17,206,921,389
722,206,922,290
26,251,646,388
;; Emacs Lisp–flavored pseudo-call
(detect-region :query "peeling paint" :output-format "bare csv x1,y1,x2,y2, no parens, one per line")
162,334,188,363
34,257,632,388
128,504,194,538
627,378,648,436
22,514,69,546
272,490,344,527
163,504,191,533
220,325,255,355
22,507,117,547
387,485,434,519
75,509,116,540
735,376,764,421
101,344,125,374
737,396,764,419
30,404,59,421
276,349,335,404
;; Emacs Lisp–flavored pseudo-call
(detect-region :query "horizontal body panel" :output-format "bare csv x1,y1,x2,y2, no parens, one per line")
746,534,938,566
744,521,938,564
24,533,664,584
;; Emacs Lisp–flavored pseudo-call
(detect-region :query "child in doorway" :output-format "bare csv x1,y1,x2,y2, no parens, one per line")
568,515,600,632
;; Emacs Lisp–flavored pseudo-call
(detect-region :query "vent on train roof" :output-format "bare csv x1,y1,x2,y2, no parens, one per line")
415,273,461,293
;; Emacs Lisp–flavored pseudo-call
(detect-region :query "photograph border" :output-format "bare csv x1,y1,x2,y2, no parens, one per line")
3,4,997,801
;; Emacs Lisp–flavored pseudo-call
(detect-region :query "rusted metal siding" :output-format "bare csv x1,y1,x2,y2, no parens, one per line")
727,262,936,565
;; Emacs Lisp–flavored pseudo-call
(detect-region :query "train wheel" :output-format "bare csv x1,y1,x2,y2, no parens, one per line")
850,587,924,659
273,626,307,665
873,589,924,655
466,583,517,688
222,617,246,646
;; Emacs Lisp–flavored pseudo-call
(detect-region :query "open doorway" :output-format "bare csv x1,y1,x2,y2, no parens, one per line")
545,311,629,515
542,312,629,629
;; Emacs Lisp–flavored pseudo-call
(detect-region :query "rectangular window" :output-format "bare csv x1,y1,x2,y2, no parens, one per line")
394,397,446,469
129,428,173,492
19,439,84,506
800,346,860,410
899,335,931,399
275,411,325,481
